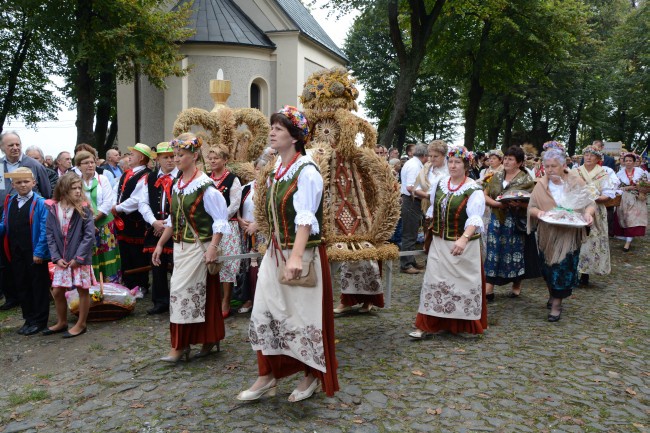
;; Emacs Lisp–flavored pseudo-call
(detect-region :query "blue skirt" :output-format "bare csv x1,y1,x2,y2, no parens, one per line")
484,213,526,285
539,249,579,299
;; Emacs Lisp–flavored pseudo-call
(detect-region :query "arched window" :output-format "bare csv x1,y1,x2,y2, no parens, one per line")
250,83,261,110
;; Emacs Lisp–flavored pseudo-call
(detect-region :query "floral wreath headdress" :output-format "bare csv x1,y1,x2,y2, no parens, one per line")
170,136,203,152
620,151,638,161
278,105,310,140
447,146,474,164
542,141,565,152
582,145,603,159
486,149,504,159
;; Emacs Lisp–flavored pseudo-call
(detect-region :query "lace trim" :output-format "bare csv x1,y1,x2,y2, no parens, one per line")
295,211,320,235
212,219,232,235
273,155,316,183
465,215,484,233
438,176,481,196
173,173,212,195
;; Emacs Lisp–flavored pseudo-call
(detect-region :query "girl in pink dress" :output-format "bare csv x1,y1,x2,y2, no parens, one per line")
45,173,96,338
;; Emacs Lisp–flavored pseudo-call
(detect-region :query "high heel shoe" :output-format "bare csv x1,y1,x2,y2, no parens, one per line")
548,308,563,322
160,347,191,363
193,342,220,359
236,379,277,401
289,378,320,402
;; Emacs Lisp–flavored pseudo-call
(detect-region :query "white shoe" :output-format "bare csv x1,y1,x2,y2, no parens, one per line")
358,304,374,313
288,378,320,402
236,379,277,401
408,330,432,339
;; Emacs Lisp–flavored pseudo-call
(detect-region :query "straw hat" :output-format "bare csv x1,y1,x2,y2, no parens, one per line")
155,142,174,155
127,143,156,159
4,167,35,180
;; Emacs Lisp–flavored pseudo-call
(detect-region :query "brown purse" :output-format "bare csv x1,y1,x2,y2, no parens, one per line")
270,181,317,287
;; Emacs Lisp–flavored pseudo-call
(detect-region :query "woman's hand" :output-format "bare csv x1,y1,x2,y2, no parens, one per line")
238,217,250,230
246,221,259,236
56,259,69,269
284,254,304,281
451,237,468,256
69,259,79,269
151,245,163,266
583,212,594,227
204,245,218,265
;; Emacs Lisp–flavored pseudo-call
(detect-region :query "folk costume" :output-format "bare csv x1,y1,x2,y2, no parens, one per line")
417,175,487,335
236,180,263,309
80,172,121,283
0,188,51,333
138,165,179,312
614,166,647,239
166,171,230,350
338,260,384,309
210,169,242,285
574,163,617,276
484,170,538,285
248,154,339,397
114,161,151,290
527,172,593,299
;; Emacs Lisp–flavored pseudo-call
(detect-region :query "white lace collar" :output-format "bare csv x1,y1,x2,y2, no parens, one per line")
272,154,315,183
437,175,480,196
173,172,212,194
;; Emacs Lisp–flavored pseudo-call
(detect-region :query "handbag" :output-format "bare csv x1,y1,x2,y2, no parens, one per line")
423,218,433,254
269,181,317,287
177,194,222,275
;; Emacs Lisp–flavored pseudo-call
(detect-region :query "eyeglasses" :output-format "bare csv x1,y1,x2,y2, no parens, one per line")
79,161,95,166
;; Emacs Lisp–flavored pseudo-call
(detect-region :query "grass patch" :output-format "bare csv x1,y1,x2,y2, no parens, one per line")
8,389,50,406
88,343,104,352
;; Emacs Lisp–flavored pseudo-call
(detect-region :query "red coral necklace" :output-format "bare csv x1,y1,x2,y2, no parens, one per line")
211,169,230,188
274,152,301,181
447,175,467,192
625,169,635,185
177,168,199,192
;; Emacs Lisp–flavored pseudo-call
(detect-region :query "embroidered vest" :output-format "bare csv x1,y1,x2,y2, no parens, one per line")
430,183,481,241
266,162,322,249
211,171,236,207
170,178,215,243
116,168,150,242
144,171,176,251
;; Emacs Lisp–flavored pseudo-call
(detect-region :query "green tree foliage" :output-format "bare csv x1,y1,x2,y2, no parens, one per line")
0,1,61,133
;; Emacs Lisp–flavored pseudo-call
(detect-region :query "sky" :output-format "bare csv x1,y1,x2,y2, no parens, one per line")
3,2,362,158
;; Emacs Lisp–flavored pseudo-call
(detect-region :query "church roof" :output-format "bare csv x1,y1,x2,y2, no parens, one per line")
175,0,275,49
273,0,347,61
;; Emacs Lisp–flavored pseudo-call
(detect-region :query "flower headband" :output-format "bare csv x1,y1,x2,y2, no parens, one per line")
543,141,565,152
620,152,637,161
278,105,309,139
486,149,504,159
582,145,603,159
447,146,474,163
170,136,203,152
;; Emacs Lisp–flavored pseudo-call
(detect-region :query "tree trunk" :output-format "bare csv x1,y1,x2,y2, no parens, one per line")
105,115,118,150
567,101,583,156
94,71,115,156
463,20,491,150
503,96,515,148
75,60,95,145
0,25,33,134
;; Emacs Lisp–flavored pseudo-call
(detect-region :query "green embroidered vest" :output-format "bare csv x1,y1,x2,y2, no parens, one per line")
266,162,323,249
430,183,481,241
171,178,215,243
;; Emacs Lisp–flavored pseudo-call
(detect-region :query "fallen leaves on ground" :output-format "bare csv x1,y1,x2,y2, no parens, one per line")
426,408,442,415
625,387,637,396
130,402,145,408
411,370,425,376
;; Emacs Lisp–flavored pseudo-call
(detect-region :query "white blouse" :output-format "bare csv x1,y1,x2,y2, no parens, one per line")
415,164,449,192
81,173,114,216
270,155,323,235
163,173,231,235
427,176,485,233
137,168,179,225
224,176,242,220
548,180,565,204
617,166,646,186
241,181,256,222
113,165,148,214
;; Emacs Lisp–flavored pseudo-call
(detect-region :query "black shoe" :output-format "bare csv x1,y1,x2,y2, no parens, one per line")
42,326,68,336
17,323,29,335
147,304,169,315
62,328,87,339
23,325,45,336
0,300,19,311
506,292,521,298
623,246,630,252
486,293,495,302
579,274,589,287
548,308,562,322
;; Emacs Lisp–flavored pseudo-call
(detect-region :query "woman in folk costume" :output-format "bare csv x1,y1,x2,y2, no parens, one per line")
527,142,596,322
152,133,230,362
409,146,487,339
483,146,536,301
479,149,504,183
574,146,618,286
614,153,648,252
207,145,242,318
238,106,338,402
74,151,121,283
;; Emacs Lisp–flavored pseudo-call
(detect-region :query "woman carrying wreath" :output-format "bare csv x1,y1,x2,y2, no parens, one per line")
483,146,536,301
238,106,338,403
574,145,618,286
614,153,648,252
527,142,595,322
409,146,487,339
152,133,230,362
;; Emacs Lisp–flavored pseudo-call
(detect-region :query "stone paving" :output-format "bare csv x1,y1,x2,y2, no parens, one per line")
0,235,648,433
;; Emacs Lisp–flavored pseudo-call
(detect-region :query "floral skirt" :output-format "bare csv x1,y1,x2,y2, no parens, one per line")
539,249,579,299
219,221,241,284
52,264,96,289
484,213,526,285
92,221,122,283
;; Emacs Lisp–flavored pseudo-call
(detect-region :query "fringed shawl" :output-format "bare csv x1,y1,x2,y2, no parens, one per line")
528,172,593,265
485,169,535,223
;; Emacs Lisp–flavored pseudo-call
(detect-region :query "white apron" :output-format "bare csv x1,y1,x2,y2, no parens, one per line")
169,241,208,324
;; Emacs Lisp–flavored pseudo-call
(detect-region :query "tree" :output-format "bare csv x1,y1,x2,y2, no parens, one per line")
0,1,61,134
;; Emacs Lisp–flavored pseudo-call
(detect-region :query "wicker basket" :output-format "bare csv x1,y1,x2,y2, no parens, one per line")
69,273,135,322
602,195,621,208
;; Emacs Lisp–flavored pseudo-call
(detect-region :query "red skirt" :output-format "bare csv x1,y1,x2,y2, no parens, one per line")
339,261,385,308
170,273,225,349
256,244,339,397
613,212,646,237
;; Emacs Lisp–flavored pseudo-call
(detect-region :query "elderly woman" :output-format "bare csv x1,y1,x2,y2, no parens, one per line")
409,146,487,339
483,146,535,300
74,151,121,283
479,149,504,183
614,153,648,252
152,133,229,362
574,146,618,286
527,142,595,322
238,106,338,403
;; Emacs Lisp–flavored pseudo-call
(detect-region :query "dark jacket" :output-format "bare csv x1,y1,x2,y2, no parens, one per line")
1,155,52,204
0,193,50,261
45,200,95,264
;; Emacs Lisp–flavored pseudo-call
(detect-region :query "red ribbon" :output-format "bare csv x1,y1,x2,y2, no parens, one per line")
154,174,173,206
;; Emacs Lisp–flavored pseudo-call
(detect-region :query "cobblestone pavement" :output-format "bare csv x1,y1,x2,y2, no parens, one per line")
0,235,648,433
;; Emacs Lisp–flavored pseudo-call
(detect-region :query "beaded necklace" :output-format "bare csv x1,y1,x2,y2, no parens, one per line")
274,152,301,181
447,175,467,192
177,168,199,192
625,168,636,185
211,169,230,188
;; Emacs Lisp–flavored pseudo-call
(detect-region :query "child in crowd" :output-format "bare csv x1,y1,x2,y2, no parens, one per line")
45,172,96,338
0,168,51,336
